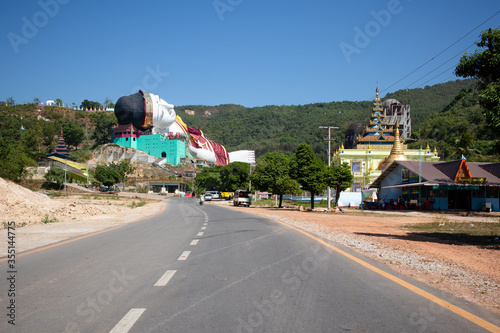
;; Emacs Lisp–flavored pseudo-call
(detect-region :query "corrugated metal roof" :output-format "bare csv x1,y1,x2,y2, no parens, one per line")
370,160,500,189
477,162,500,179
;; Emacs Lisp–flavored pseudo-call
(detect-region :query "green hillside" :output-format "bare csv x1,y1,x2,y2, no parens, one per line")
176,79,479,161
0,78,496,183
384,79,477,129
413,87,497,161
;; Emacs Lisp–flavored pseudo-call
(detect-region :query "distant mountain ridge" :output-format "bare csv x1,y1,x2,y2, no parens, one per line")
176,79,480,161
1,79,492,164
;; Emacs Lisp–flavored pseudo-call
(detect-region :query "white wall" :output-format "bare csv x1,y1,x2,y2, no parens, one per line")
379,164,404,202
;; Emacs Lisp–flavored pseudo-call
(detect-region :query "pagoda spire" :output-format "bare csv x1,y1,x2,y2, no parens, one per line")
54,127,69,156
384,121,407,168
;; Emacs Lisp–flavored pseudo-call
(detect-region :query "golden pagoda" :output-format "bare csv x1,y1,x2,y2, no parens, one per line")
384,122,407,168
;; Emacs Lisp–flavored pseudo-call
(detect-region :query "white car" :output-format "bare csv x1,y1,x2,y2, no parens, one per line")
205,191,219,199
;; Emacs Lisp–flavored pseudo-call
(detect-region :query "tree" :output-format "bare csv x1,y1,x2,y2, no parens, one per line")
44,166,65,189
33,97,40,104
93,161,134,187
55,98,63,107
455,28,500,133
252,151,300,208
6,97,15,106
81,99,103,110
0,144,36,182
63,122,85,149
94,164,121,187
91,113,117,147
193,162,250,193
220,162,250,191
110,160,134,184
478,81,500,133
42,121,59,146
103,97,113,109
194,166,223,192
290,143,326,209
324,163,353,207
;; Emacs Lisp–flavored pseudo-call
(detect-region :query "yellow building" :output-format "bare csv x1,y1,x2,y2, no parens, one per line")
333,88,440,191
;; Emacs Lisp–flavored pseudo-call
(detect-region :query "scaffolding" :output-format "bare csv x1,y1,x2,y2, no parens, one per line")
383,99,411,140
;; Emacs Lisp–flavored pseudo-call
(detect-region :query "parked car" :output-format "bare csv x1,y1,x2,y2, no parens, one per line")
204,193,213,201
205,190,219,199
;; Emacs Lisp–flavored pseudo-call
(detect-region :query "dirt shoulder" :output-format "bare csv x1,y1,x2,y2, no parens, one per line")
216,202,500,315
0,194,165,257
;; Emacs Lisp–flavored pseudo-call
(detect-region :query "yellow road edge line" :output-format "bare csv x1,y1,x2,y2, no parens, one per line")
1,200,168,262
268,216,500,333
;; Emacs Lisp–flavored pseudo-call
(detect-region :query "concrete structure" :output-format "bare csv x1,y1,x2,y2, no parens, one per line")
383,99,411,140
333,87,440,191
111,124,189,166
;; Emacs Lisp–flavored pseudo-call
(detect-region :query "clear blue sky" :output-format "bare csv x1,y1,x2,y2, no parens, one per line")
1,0,499,108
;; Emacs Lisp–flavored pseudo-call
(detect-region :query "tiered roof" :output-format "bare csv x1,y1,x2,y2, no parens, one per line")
355,87,402,148
54,128,69,156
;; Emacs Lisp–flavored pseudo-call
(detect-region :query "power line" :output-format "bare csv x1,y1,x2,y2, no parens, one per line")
374,11,500,99
416,64,458,88
403,42,477,89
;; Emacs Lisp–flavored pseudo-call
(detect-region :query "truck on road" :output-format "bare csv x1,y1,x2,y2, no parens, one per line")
233,190,252,207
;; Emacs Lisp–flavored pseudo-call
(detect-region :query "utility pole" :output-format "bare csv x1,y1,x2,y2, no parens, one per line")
64,159,67,196
319,126,339,210
248,164,252,191
419,146,422,207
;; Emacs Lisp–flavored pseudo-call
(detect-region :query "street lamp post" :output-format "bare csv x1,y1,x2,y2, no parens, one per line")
319,126,339,210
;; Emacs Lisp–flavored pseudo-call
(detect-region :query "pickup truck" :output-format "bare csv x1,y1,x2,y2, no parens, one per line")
232,190,252,207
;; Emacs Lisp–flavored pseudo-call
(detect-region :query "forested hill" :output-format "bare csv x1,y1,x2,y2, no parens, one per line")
384,79,476,128
176,79,478,161
1,78,490,171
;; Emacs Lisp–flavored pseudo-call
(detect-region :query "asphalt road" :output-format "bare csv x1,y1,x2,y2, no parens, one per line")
1,197,499,332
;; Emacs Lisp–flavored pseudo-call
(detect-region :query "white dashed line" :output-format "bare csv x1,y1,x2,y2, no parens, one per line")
190,239,199,246
201,227,206,230
109,308,145,333
203,223,208,226
178,251,191,260
154,270,177,287
197,232,204,237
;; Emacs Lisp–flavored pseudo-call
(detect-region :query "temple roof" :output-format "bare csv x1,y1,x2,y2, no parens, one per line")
370,159,500,189
52,128,69,157
355,87,399,147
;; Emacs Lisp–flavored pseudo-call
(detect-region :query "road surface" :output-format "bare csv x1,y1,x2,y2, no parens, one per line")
1,197,499,332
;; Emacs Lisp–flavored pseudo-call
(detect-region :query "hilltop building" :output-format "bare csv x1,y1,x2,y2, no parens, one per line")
333,87,440,192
